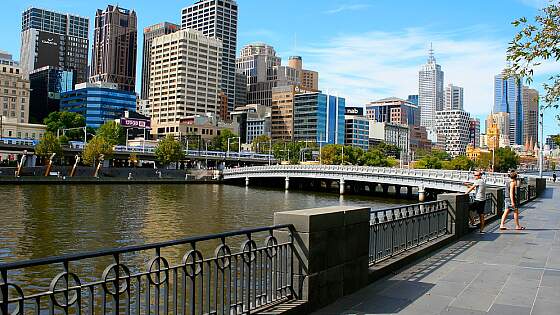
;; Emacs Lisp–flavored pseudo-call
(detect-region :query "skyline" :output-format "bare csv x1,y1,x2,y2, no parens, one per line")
2,0,559,137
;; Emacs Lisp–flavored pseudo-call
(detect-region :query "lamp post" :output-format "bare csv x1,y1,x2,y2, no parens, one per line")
539,107,544,178
227,136,240,158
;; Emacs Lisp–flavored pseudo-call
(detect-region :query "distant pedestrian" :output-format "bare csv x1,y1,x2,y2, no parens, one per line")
465,171,487,233
553,172,557,182
500,170,525,230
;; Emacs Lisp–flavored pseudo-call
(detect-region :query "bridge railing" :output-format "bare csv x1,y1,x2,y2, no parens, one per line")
368,200,452,265
0,225,294,315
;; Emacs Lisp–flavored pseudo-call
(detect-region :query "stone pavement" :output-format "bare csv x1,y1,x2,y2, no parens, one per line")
313,185,560,315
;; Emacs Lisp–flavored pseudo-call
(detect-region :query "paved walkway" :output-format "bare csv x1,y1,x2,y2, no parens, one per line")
314,184,560,315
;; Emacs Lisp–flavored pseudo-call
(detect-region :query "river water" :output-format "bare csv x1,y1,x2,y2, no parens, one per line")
0,184,406,263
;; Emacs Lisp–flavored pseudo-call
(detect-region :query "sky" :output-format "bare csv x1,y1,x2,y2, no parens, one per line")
2,0,560,137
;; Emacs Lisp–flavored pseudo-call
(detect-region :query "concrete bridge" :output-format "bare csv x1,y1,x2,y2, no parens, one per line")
223,165,512,200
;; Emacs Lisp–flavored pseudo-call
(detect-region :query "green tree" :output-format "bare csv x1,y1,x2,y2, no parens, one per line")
320,144,342,165
443,155,475,171
415,156,443,169
210,129,238,152
251,135,271,153
35,132,62,161
373,142,401,158
475,152,493,170
360,148,394,167
494,148,520,172
96,121,125,145
155,135,184,166
43,112,86,141
506,2,560,116
82,136,113,166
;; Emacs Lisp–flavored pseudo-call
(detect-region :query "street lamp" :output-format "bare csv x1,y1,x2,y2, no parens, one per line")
539,107,544,178
227,136,240,158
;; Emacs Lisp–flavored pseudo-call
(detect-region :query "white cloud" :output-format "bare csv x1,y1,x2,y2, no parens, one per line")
286,27,560,116
323,4,371,14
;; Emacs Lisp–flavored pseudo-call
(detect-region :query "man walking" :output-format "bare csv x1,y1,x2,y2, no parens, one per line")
465,171,487,233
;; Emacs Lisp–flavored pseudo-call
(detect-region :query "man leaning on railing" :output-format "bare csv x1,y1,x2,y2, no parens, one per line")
464,170,487,234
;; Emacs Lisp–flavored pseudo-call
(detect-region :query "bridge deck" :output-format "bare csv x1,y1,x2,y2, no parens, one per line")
313,184,560,315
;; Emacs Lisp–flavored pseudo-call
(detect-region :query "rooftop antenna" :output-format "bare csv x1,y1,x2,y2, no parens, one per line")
428,42,435,63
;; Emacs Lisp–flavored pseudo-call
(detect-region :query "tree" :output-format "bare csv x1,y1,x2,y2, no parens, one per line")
373,142,401,158
96,121,125,145
210,129,238,152
251,135,271,153
360,148,395,167
155,135,184,166
35,132,62,161
494,148,519,172
82,136,113,166
320,144,342,165
475,152,493,170
431,149,451,161
43,112,86,141
506,2,560,116
415,156,443,169
443,155,475,171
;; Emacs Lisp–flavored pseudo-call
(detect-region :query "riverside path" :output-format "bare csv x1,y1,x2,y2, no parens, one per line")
313,184,560,315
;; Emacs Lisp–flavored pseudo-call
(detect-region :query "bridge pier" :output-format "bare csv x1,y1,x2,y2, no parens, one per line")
285,177,290,190
245,176,249,186
407,186,413,198
418,186,426,202
339,178,345,195
395,185,401,196
382,184,389,195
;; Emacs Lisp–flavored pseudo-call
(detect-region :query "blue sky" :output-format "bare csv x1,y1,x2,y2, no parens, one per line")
2,0,559,137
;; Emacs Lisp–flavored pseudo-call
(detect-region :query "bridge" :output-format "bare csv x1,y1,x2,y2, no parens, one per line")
223,165,512,200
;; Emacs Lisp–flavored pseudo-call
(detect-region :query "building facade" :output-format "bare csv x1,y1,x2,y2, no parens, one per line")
178,114,234,143
369,122,409,158
20,7,89,83
486,112,510,147
469,117,481,148
365,97,420,126
494,69,523,145
434,109,470,157
444,84,464,110
418,48,444,130
271,85,295,141
522,86,538,147
344,109,369,150
29,66,75,124
409,125,432,153
141,22,179,100
230,104,270,144
0,116,46,140
60,82,136,128
1,52,30,124
407,94,418,106
293,92,345,144
149,29,222,137
182,0,238,113
234,72,247,107
90,5,137,92
288,56,319,91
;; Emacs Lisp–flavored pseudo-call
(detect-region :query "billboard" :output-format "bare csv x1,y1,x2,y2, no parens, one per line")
36,31,60,68
345,107,364,116
120,118,151,129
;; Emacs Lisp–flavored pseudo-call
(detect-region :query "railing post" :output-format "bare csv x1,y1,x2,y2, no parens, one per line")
487,187,505,217
437,193,470,238
1,269,7,315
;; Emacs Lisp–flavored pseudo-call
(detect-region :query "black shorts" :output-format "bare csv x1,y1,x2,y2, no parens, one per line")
469,200,486,215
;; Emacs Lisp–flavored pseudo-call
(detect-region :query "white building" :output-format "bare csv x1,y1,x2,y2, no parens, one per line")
149,29,222,138
369,121,409,158
418,47,444,131
444,84,463,110
137,99,151,117
435,110,470,157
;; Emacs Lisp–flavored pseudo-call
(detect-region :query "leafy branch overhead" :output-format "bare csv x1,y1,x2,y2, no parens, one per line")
506,1,560,109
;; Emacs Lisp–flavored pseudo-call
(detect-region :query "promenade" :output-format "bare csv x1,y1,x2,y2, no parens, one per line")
314,184,559,315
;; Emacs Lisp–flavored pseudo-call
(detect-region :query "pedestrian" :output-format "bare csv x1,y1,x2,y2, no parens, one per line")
553,172,557,183
500,170,525,230
465,170,487,233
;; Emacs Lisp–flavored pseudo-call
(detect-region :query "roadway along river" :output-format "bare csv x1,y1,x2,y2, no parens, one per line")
0,184,407,263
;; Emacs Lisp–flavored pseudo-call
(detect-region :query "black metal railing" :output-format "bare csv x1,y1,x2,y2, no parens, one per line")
0,225,294,315
528,185,537,200
369,200,451,265
469,193,497,224
518,186,528,204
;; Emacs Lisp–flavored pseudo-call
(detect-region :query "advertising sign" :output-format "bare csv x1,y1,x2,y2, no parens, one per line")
37,31,61,68
120,118,151,129
345,107,364,116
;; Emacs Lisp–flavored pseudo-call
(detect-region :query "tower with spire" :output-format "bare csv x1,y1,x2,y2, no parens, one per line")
418,43,444,135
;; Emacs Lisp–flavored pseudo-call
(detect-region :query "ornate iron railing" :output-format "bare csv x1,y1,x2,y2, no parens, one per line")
0,225,294,315
369,200,451,265
528,185,537,200
518,186,528,204
469,193,498,223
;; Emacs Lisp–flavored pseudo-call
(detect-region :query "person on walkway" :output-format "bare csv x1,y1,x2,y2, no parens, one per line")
500,170,525,230
465,171,487,233
553,172,557,182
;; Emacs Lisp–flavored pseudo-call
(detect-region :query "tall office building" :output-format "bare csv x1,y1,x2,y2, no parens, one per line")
522,86,538,147
434,109,470,157
293,92,345,144
344,107,369,150
29,66,75,123
407,94,419,106
418,47,444,130
0,52,30,124
236,43,300,107
365,97,420,126
288,56,319,91
444,84,463,110
20,8,89,83
469,117,480,148
494,69,523,145
149,29,222,137
90,5,137,92
182,0,238,113
141,22,179,100
234,72,247,107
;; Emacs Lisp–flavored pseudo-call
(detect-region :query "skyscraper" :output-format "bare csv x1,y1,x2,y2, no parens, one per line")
522,86,538,147
444,84,463,110
293,92,345,144
494,69,523,145
435,109,470,157
288,56,319,91
418,46,444,131
182,0,238,113
141,22,179,100
90,5,137,92
29,66,75,123
20,8,89,83
469,117,480,148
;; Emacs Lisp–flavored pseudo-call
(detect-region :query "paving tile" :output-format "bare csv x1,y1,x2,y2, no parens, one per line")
351,294,410,313
377,280,433,301
530,299,560,315
449,287,498,312
535,285,560,302
487,303,531,315
438,306,486,315
428,280,468,298
406,293,454,313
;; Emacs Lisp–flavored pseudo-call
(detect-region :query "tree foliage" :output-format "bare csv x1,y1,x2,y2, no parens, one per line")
273,141,313,164
43,112,87,141
443,155,475,171
155,135,184,166
96,121,125,145
415,156,443,169
210,129,238,152
374,142,401,158
251,135,272,153
506,2,560,114
319,144,396,167
35,132,62,159
82,136,113,166
494,148,520,173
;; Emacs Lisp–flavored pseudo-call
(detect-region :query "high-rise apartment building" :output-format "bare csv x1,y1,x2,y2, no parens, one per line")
469,117,480,148
90,5,137,92
434,109,470,157
418,48,444,130
149,29,222,137
288,56,319,91
20,8,89,83
365,97,420,126
141,22,179,100
293,92,345,144
522,86,538,146
494,69,523,145
182,0,238,113
444,84,463,110
1,52,30,124
29,66,75,123
236,43,300,107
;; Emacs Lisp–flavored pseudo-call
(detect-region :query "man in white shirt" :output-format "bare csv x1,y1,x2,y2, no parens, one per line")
465,171,487,233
